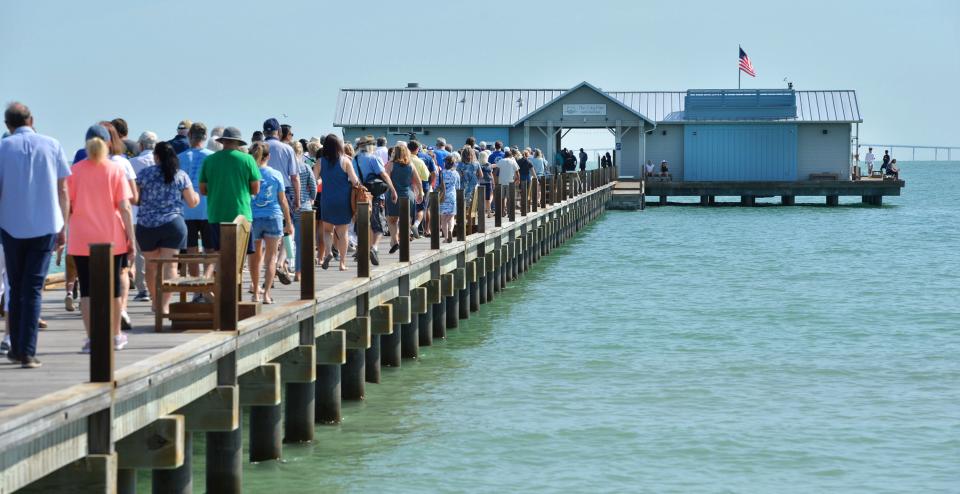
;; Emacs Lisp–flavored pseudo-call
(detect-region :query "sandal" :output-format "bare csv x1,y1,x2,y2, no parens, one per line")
263,294,274,305
322,254,332,270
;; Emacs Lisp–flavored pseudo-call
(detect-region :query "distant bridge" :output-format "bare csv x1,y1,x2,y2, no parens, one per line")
856,143,959,161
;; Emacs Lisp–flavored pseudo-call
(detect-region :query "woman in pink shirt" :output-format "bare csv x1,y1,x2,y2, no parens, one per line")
67,136,136,353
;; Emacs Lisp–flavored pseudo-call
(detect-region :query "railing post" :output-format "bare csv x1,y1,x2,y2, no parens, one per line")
300,211,315,301
494,185,502,228
476,185,486,234
356,203,370,277
508,183,516,222
456,188,466,242
520,181,528,217
89,243,115,384
399,196,410,262
531,178,538,213
429,191,440,249
218,222,239,331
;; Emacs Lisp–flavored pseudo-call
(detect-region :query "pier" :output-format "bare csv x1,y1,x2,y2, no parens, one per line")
0,169,615,493
608,176,904,209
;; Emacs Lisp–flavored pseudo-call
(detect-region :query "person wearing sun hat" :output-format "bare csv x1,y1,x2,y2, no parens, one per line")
198,127,261,252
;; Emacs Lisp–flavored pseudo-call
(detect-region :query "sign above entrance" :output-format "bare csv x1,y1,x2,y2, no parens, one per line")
563,104,606,116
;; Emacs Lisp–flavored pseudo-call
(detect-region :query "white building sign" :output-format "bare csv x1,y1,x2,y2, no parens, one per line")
563,104,607,116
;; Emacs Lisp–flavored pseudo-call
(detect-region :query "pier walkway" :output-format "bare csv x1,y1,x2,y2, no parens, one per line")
0,170,615,493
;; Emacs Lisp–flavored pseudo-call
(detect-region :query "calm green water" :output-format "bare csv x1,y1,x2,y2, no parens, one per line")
149,163,958,493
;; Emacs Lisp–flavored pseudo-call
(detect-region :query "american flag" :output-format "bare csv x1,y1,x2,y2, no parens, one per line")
739,47,756,77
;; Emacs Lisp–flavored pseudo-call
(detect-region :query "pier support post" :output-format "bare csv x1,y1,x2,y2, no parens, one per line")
456,189,466,241
740,195,755,206
508,183,516,222
206,353,242,493
341,317,370,400
20,455,118,494
781,195,795,206
826,195,839,207
404,287,426,359
456,267,470,320
468,259,480,313
399,197,410,262
443,272,458,330
151,432,191,494
494,186,503,228
356,203,370,278
283,318,317,443
862,195,883,206
659,195,667,206
478,256,488,305
364,334,381,384
382,298,407,367
700,195,709,206
368,304,393,377
315,330,345,423
430,191,440,249
421,279,440,346
240,364,282,463
485,252,495,301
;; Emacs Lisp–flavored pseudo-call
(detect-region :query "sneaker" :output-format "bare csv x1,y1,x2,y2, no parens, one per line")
275,268,292,285
81,339,91,354
120,311,132,331
370,248,380,266
0,337,9,356
389,243,400,254
114,333,128,351
64,295,76,312
38,318,47,329
7,352,20,363
21,356,42,369
134,291,151,302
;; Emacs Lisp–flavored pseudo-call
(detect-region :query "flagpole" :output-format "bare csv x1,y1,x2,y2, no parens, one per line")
738,45,741,89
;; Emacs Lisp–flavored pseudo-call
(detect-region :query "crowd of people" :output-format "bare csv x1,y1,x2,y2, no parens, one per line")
0,101,603,369
860,147,900,179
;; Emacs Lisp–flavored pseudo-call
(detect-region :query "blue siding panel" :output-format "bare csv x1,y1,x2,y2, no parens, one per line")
473,127,510,147
683,124,798,181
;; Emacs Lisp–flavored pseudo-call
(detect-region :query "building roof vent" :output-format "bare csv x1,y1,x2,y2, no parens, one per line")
406,82,420,89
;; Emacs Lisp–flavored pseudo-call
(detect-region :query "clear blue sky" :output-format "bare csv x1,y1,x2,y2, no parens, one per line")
2,0,957,154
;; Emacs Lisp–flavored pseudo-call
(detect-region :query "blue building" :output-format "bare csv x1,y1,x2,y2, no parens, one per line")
334,82,861,181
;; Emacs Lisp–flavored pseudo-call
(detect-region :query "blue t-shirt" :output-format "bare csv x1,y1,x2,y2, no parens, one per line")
251,166,285,219
354,152,386,198
488,150,504,164
433,149,449,169
0,127,71,238
178,148,212,221
136,166,191,228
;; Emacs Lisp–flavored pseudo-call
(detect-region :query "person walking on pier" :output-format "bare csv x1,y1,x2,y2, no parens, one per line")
178,123,214,293
198,127,261,265
385,144,423,253
291,140,317,282
68,134,136,354
318,134,361,271
578,148,588,172
168,120,191,154
354,136,398,266
128,131,159,302
99,121,139,331
865,147,876,174
439,155,461,243
881,150,891,174
248,142,294,304
406,140,430,238
459,147,483,209
136,142,198,315
0,103,70,368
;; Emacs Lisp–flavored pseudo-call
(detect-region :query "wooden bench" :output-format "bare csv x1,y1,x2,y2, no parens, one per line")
809,173,839,181
150,216,254,332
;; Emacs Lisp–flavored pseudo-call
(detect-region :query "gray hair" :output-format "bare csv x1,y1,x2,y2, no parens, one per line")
436,137,446,146
138,131,158,151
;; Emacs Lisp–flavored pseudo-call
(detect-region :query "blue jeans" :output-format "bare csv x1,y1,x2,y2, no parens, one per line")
0,230,56,358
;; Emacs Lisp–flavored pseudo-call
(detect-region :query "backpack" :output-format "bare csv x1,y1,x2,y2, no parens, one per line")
354,155,388,197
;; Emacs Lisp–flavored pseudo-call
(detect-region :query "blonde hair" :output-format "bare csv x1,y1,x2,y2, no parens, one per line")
343,143,355,157
85,137,109,162
390,144,410,164
293,140,303,159
249,141,270,164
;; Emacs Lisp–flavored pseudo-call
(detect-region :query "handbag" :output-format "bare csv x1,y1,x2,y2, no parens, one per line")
436,168,446,205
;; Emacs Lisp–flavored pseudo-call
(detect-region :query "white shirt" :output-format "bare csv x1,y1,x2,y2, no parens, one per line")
644,162,655,174
496,158,519,184
375,146,389,165
112,155,138,223
865,152,875,164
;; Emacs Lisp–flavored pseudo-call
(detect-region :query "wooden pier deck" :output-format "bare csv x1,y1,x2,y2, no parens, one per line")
0,171,615,494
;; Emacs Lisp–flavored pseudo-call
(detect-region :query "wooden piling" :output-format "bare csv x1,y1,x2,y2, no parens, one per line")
521,181,528,217
508,183,516,222
476,189,486,234
315,330,345,423
494,185,503,228
456,189,466,242
826,195,839,207
206,352,242,493
248,405,281,462
781,195,795,206
430,191,440,249
152,432,191,494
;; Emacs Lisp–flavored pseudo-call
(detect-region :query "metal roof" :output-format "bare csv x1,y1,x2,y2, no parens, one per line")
334,87,861,126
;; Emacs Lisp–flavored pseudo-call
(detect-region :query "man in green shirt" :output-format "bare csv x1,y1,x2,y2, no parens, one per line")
198,126,261,251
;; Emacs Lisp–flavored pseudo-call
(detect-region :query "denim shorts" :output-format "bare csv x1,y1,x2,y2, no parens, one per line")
252,216,283,241
136,217,187,252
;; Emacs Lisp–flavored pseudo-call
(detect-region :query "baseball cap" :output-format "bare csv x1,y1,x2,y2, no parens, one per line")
263,118,281,133
177,120,192,131
85,124,110,142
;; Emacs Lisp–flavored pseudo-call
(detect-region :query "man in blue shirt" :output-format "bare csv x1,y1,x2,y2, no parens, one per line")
262,118,301,209
168,120,191,154
178,123,214,284
488,140,505,164
0,103,71,368
433,138,450,170
354,136,397,266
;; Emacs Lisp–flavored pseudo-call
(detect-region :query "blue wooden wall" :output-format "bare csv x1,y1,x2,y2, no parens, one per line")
683,124,798,181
